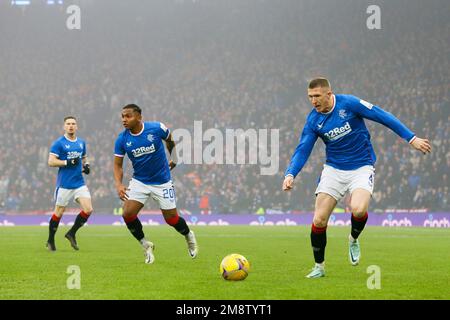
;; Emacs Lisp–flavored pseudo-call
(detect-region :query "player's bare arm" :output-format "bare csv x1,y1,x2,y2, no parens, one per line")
282,175,294,191
164,133,178,170
48,153,74,167
113,156,128,201
410,137,432,154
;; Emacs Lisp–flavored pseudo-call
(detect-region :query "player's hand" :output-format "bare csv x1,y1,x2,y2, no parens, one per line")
66,158,80,167
169,160,177,171
82,163,90,174
410,137,431,155
282,175,294,191
116,185,129,201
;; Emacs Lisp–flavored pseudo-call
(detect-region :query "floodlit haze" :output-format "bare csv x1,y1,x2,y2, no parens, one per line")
0,0,448,213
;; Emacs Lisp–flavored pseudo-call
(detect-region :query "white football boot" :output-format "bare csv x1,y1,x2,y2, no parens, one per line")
349,235,361,266
141,240,155,264
306,263,325,278
185,231,198,259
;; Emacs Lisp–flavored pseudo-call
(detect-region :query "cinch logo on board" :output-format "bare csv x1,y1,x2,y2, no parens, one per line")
132,145,156,158
323,122,352,141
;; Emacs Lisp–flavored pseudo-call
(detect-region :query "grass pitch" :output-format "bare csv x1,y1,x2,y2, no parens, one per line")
0,225,448,300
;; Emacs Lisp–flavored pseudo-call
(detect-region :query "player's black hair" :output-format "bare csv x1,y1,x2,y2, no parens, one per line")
123,104,142,115
308,78,331,89
64,116,77,122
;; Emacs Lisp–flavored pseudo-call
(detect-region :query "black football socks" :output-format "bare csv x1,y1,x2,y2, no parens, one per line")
351,212,368,240
48,214,61,243
124,215,145,241
68,211,90,235
311,224,327,264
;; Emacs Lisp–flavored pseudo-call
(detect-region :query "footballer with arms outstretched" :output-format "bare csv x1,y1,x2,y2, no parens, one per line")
283,78,431,278
47,116,93,251
113,104,198,264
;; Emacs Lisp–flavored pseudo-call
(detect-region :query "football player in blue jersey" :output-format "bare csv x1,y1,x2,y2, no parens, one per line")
113,104,198,264
47,116,93,251
283,78,431,278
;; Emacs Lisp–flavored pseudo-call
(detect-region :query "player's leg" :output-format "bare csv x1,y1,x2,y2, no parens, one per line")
47,205,65,251
348,188,371,265
122,179,155,263
152,181,198,258
350,188,371,238
71,196,93,234
47,188,70,251
307,165,345,278
347,165,374,265
161,208,198,258
123,199,145,242
123,199,155,263
161,208,189,235
306,192,337,278
65,190,93,250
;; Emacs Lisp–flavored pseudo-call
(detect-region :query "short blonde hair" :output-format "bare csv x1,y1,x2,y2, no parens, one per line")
308,78,331,89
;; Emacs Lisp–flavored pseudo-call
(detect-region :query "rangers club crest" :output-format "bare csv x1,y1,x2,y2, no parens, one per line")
147,134,154,142
339,109,347,119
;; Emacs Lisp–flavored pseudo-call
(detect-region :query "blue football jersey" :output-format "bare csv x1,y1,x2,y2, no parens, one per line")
285,94,416,177
114,121,171,185
49,136,87,189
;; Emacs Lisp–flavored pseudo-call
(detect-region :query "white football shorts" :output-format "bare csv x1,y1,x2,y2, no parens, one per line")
54,185,91,207
315,164,375,202
127,178,177,210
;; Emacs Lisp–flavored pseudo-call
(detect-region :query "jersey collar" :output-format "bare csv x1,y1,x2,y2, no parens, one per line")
130,122,145,136
319,94,336,115
64,134,78,142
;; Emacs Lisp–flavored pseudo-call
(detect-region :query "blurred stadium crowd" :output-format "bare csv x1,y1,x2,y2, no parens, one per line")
0,0,448,213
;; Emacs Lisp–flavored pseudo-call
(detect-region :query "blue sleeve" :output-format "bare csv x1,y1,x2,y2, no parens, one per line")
157,122,171,140
285,123,318,178
348,96,415,142
49,140,61,158
82,141,87,157
114,135,125,157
